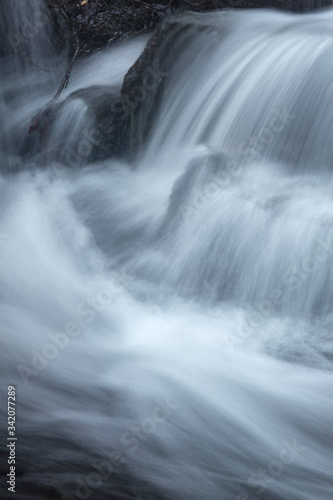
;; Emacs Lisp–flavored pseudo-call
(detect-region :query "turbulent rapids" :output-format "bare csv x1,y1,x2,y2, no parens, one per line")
1,2,333,500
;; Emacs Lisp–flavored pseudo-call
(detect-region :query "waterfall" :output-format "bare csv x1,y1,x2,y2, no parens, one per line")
0,6,333,500
145,10,333,171
0,0,55,70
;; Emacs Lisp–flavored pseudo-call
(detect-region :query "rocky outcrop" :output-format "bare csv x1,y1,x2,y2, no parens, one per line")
47,0,162,55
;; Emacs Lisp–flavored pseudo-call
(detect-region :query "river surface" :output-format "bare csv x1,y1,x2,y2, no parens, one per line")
0,3,333,500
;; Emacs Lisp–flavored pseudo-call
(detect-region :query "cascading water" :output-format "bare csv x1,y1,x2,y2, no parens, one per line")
0,0,54,69
1,4,333,500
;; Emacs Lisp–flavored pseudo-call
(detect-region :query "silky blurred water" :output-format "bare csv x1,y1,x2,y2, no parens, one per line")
0,4,333,500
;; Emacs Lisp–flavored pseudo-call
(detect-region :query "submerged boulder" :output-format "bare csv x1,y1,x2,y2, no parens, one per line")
24,86,130,166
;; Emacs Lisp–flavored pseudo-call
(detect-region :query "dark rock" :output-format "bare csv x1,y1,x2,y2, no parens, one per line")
162,151,231,229
47,0,162,55
121,14,213,152
75,0,161,53
23,86,130,166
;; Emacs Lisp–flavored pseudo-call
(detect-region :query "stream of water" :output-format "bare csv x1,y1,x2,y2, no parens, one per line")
0,3,333,500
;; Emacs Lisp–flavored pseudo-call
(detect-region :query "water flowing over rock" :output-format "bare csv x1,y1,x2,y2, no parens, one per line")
1,3,333,500
121,15,207,151
0,0,55,69
23,86,129,166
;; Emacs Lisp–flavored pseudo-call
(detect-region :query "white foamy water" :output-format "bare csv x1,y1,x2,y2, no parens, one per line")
0,5,333,500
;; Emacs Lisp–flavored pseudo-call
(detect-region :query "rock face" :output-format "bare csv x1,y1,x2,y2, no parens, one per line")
74,0,161,52
48,0,161,54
